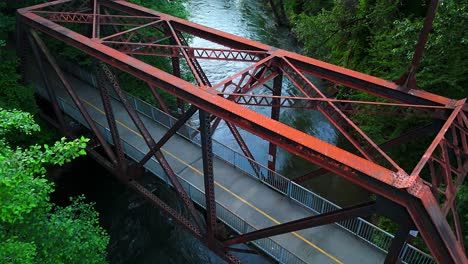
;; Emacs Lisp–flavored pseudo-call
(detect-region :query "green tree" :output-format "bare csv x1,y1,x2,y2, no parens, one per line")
366,0,467,98
0,108,109,263
291,0,401,69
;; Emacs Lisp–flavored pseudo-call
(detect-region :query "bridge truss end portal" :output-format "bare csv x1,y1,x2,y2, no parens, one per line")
17,0,468,263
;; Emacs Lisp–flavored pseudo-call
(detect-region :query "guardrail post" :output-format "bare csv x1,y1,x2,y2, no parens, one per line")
105,127,111,142
356,219,363,236
399,243,409,262
233,152,237,169
187,184,192,199
287,180,292,198
151,107,156,121
243,220,248,234
279,247,285,263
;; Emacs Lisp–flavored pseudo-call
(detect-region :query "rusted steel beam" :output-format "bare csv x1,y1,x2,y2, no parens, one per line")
103,42,265,62
32,11,157,26
286,54,458,109
138,106,197,167
176,30,213,87
200,110,216,244
30,28,118,165
223,201,376,246
95,62,127,176
18,0,73,13
91,0,98,38
224,94,448,119
268,72,282,171
147,83,169,114
211,56,276,93
172,35,264,165
219,93,451,110
166,23,207,86
384,222,411,264
209,60,277,134
414,189,463,263
409,101,466,187
170,49,185,114
293,167,329,183
100,19,163,41
396,0,439,91
281,60,375,162
100,8,126,43
28,30,67,135
452,206,465,250
87,146,116,174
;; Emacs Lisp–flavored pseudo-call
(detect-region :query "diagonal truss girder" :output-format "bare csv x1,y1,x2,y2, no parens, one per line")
18,1,467,263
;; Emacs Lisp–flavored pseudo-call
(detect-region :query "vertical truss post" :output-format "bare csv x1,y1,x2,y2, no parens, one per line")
95,62,127,177
92,0,100,39
384,222,411,264
200,110,216,245
171,42,185,114
28,31,67,135
268,71,282,171
29,29,118,164
396,0,439,91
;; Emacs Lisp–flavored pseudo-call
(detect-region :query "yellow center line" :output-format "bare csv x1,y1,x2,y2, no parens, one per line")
81,97,343,264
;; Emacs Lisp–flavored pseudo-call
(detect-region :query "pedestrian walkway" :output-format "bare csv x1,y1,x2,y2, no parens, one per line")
33,67,385,264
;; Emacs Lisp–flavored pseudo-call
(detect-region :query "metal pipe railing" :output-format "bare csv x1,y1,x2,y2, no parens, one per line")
35,61,435,264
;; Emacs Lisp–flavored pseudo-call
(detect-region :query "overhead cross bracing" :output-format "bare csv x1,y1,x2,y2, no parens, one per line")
17,0,467,263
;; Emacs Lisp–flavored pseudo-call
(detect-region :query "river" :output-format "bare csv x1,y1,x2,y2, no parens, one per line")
56,0,369,263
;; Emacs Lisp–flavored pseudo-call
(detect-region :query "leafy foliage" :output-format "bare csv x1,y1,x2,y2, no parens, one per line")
366,0,467,98
0,108,109,263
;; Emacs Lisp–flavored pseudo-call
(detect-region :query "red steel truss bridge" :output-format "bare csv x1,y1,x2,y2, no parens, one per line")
17,0,467,263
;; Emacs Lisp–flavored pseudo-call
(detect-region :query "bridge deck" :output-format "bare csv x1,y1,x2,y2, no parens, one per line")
40,70,385,263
